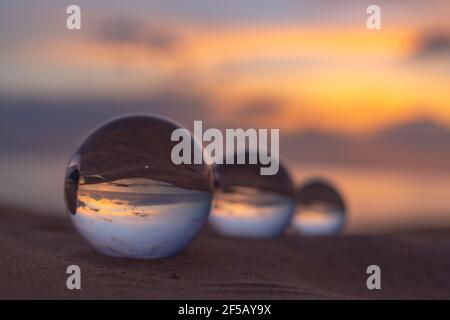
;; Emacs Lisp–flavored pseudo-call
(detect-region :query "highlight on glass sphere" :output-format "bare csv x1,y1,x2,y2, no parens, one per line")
64,115,213,259
292,178,346,236
209,151,295,238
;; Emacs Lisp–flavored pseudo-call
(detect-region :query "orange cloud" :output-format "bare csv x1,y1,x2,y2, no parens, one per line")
22,25,450,133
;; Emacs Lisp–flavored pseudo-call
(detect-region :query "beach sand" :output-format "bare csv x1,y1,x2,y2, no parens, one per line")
1,206,450,299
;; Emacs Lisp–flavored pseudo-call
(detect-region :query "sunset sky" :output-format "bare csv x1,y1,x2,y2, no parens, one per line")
1,0,449,135
1,1,450,227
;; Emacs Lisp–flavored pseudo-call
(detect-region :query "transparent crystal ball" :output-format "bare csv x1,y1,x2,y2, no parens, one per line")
64,115,213,259
210,152,295,238
292,179,346,236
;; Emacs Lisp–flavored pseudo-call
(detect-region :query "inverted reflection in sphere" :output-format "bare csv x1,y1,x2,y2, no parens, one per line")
292,179,346,236
210,152,295,238
64,115,213,259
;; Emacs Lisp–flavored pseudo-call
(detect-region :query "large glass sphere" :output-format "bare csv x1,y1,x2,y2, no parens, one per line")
210,151,295,238
292,179,346,236
64,115,213,259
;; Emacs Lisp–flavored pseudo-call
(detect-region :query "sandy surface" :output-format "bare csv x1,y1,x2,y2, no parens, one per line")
1,206,450,299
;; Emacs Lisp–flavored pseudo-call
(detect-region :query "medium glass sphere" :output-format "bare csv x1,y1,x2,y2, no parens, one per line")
292,179,346,236
64,115,213,259
210,151,295,238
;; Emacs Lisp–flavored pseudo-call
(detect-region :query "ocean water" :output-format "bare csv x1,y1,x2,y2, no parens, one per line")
1,153,450,234
0,153,68,214
290,165,450,234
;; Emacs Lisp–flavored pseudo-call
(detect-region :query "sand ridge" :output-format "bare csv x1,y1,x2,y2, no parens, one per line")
1,206,450,299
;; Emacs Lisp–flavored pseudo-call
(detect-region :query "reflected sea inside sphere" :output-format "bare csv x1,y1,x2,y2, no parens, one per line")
72,177,212,258
211,186,295,238
292,202,345,236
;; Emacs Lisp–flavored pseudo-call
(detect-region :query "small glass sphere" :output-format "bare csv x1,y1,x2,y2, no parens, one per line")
292,179,346,236
210,152,295,238
64,115,213,259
